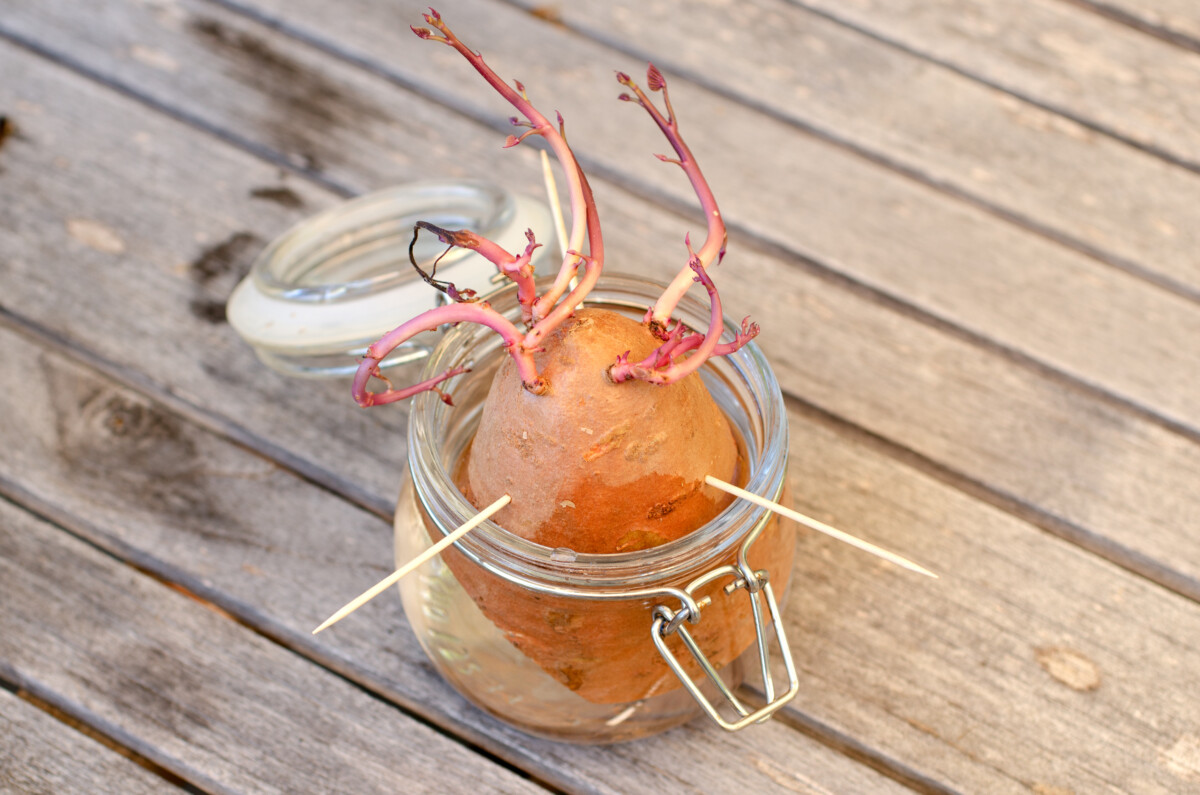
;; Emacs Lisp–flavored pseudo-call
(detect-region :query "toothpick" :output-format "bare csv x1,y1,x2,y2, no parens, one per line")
312,494,512,635
540,149,569,262
540,148,584,311
704,476,937,579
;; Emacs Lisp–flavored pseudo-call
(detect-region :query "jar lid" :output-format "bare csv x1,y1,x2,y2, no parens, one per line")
227,180,558,377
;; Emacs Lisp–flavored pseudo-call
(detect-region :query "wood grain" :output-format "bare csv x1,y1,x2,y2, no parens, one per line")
1069,0,1200,49
0,688,172,795
0,319,911,792
1,4,1198,597
181,0,1200,434
5,304,1200,791
782,408,1200,793
505,0,1200,300
792,0,1200,168
2,2,1200,790
0,500,549,795
0,25,412,511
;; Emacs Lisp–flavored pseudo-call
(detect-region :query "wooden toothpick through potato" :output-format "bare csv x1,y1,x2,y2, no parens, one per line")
540,149,569,263
312,476,934,637
705,476,938,579
312,494,512,635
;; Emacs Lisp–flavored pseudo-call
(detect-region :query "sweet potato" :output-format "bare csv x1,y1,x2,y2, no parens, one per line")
465,308,739,553
353,11,780,704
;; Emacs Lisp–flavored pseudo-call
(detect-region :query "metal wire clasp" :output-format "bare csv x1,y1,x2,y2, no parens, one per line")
651,560,799,731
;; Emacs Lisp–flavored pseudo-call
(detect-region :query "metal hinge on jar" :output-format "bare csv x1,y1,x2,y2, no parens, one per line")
651,561,799,732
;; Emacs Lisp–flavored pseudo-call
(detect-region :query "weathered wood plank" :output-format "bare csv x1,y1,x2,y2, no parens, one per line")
0,500,549,795
1,6,1199,599
506,0,1200,300
0,688,173,795
5,298,1200,792
0,27,414,512
5,0,1199,434
792,0,1200,168
782,409,1200,794
2,0,1200,598
1071,0,1200,49
0,2,1196,792
230,0,1200,430
0,325,915,791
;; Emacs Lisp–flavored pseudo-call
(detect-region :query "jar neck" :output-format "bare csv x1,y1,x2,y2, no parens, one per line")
407,273,788,594
253,181,517,302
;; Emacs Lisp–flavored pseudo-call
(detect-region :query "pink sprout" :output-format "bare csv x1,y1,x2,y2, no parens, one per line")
352,11,756,407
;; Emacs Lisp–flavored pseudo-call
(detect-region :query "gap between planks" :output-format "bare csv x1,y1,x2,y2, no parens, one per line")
0,665,206,795
4,4,1198,446
3,22,1200,614
1058,0,1200,55
0,486,566,794
764,700,959,795
786,0,1200,179
0,20,358,201
496,0,1200,306
780,390,1200,604
0,92,1196,608
181,0,1200,432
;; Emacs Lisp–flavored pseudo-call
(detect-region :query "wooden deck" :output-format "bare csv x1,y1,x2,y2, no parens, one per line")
2,1,1198,792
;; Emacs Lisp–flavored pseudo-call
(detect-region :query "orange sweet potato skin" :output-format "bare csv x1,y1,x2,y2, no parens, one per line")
465,307,739,553
439,307,794,705
435,504,796,705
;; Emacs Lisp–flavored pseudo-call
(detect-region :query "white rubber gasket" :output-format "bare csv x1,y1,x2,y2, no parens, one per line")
227,182,556,377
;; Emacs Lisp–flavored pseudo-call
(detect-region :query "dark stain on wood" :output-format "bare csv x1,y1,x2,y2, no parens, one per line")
186,15,386,173
64,390,200,467
189,233,255,284
190,231,260,284
188,231,261,323
49,377,242,541
0,115,16,175
250,185,305,209
189,299,228,324
112,645,215,740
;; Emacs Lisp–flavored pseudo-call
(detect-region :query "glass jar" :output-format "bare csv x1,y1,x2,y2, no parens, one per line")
227,181,557,377
395,273,796,742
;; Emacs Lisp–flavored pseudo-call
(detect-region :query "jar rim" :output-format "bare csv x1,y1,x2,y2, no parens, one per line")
226,181,555,377
252,180,513,302
407,273,789,592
